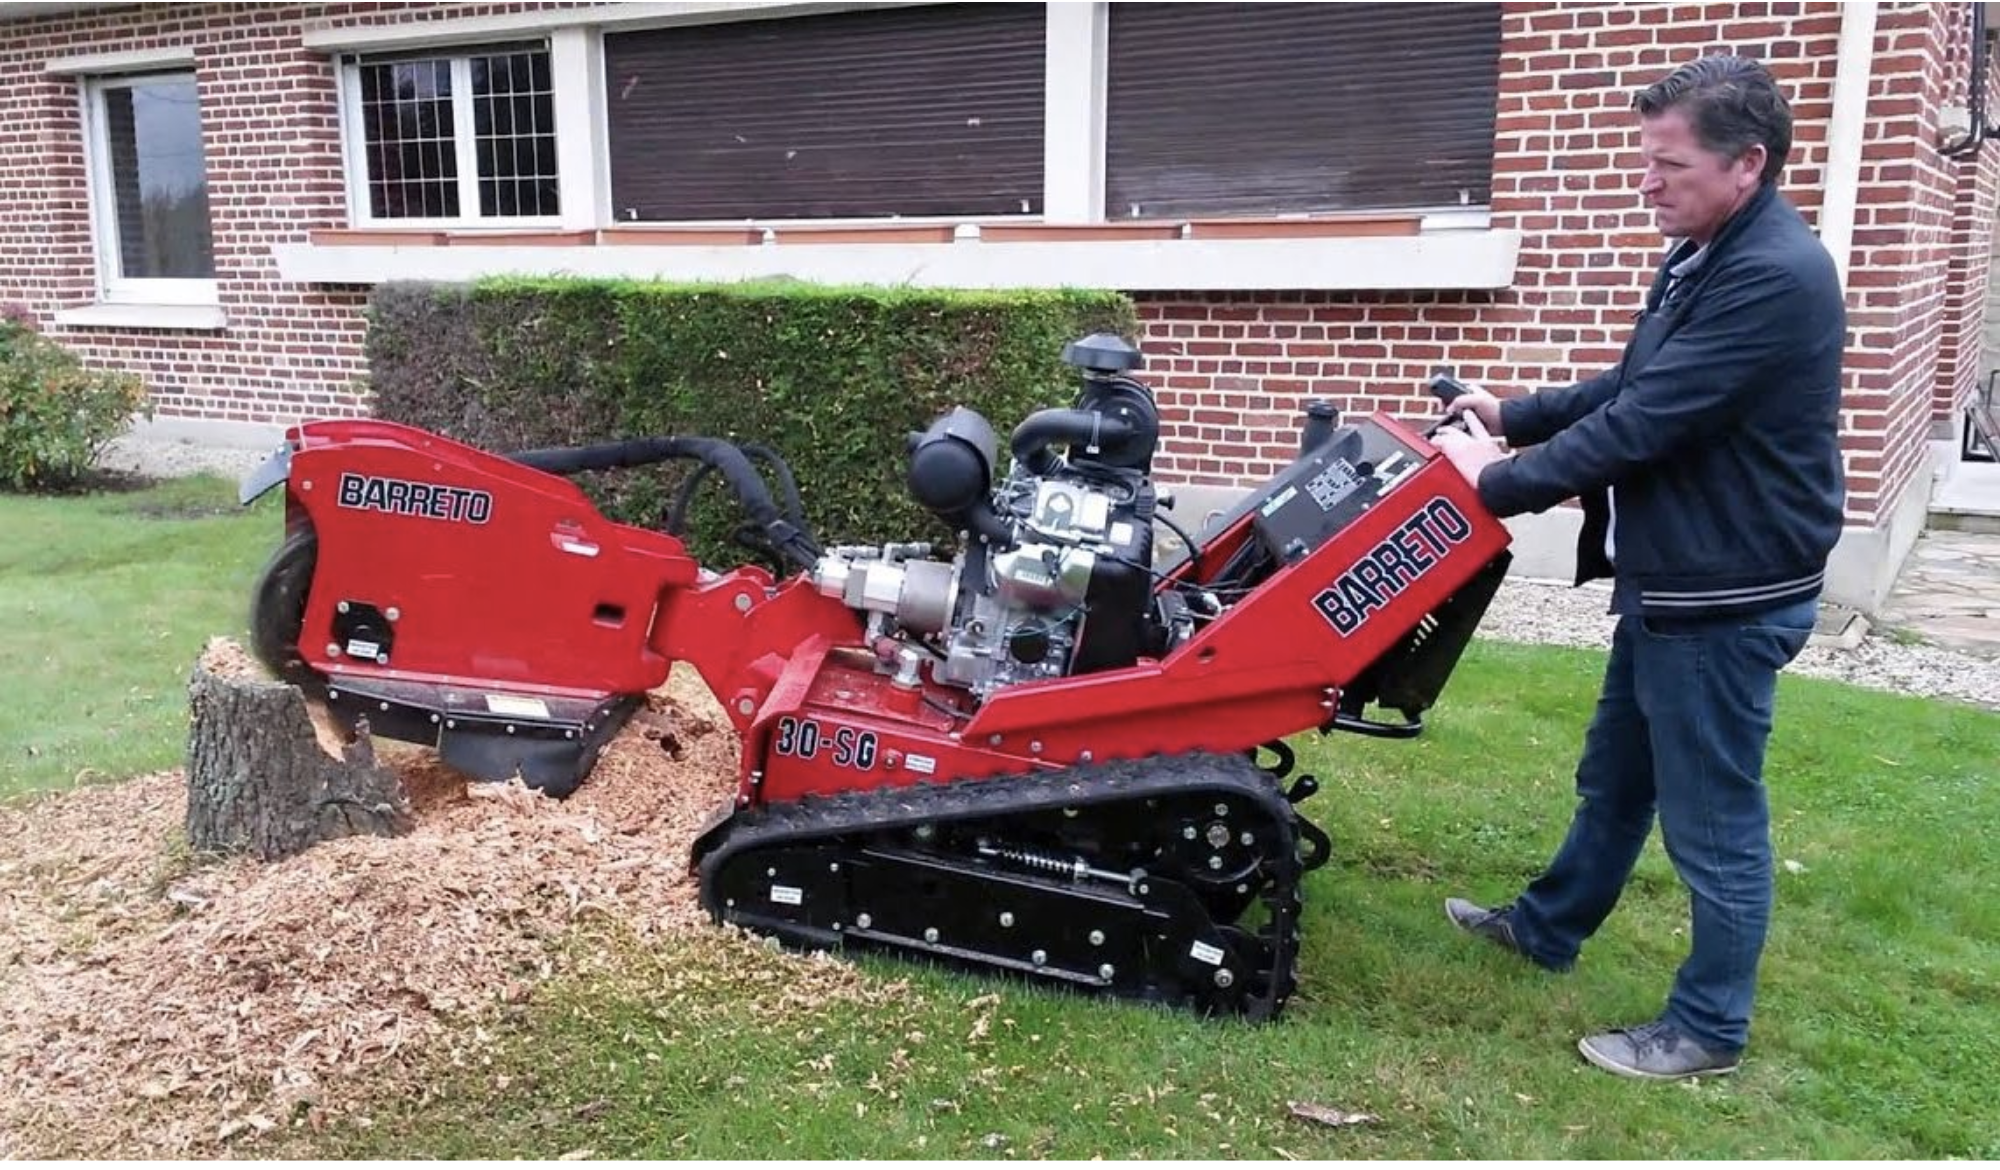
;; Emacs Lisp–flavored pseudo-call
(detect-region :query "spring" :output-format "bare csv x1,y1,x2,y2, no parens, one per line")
977,842,1078,878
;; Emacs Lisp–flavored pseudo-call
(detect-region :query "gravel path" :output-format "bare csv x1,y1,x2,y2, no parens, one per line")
94,434,2000,713
1483,576,2000,712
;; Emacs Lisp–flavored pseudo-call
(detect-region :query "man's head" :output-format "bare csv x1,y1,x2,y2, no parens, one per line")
1632,55,1793,244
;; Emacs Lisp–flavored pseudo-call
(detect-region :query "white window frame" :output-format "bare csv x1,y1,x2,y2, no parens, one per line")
79,70,219,307
336,43,564,230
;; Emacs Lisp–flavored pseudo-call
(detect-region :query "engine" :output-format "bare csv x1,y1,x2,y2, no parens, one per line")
807,334,1192,703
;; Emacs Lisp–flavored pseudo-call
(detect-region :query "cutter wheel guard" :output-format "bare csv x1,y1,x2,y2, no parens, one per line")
240,334,1512,1021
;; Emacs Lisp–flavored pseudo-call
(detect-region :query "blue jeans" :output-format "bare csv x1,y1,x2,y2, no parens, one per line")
1508,596,1817,1053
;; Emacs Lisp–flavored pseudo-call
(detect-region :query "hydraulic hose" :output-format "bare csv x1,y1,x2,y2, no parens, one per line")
1009,409,1138,476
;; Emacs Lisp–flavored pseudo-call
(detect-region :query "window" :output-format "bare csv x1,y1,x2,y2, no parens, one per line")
82,71,216,304
603,4,1044,221
1104,3,1501,219
343,43,559,224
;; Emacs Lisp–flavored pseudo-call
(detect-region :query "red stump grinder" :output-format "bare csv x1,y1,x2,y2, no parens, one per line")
240,335,1511,1021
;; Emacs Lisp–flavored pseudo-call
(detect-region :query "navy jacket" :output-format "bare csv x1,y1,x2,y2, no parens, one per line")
1476,181,1847,617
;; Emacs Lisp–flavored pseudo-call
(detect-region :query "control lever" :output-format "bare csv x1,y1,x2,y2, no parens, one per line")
1423,369,1490,441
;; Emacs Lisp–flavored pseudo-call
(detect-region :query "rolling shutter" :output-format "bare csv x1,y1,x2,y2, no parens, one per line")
605,4,1046,221
1105,3,1500,219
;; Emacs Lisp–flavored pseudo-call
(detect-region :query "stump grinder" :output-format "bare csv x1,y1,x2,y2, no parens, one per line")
239,335,1511,1020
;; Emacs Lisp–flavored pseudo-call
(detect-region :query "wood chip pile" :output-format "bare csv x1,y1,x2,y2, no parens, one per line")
0,640,891,1156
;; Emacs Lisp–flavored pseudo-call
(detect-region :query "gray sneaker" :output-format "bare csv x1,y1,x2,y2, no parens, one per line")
1444,897,1529,956
1577,1021,1742,1080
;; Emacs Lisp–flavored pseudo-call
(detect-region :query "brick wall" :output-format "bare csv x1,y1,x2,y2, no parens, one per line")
3,1,1993,528
1139,2,2000,531
0,3,580,423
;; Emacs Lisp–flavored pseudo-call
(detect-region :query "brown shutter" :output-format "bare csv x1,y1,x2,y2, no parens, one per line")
605,4,1046,221
1105,3,1500,219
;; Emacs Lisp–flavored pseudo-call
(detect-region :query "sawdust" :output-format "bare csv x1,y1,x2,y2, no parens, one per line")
0,645,908,1158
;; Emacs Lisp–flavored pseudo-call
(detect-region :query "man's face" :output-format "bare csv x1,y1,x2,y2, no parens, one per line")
1637,107,1765,244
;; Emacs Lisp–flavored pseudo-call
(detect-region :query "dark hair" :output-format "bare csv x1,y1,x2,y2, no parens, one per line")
1633,55,1793,184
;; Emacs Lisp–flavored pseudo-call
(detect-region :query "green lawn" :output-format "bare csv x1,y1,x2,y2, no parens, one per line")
293,650,1999,1161
4,475,1997,1158
0,474,279,798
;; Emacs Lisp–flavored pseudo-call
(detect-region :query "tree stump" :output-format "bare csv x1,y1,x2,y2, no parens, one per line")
184,638,412,861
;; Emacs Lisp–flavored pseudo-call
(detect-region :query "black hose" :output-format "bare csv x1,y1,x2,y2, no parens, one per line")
1009,409,1138,476
507,436,821,571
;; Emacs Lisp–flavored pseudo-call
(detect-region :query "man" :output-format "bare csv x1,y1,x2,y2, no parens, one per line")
1430,54,1846,1079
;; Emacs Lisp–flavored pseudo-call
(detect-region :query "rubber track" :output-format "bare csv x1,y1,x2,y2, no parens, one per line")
697,750,1306,1018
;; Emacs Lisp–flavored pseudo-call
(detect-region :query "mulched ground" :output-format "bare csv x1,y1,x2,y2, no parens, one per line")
0,639,907,1157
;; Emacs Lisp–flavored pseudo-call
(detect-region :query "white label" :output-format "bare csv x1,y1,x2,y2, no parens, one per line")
346,639,380,659
1190,940,1225,966
1108,521,1135,547
485,694,551,720
770,885,803,906
1260,485,1297,516
905,753,936,775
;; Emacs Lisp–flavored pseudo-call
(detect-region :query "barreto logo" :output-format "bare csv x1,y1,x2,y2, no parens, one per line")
336,472,494,524
1311,497,1472,636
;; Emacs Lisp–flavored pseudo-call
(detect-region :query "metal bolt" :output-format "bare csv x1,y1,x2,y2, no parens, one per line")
767,867,777,877
1214,803,1229,817
1240,831,1255,846
386,606,401,622
923,927,939,943
725,898,735,908
856,913,872,929
379,701,390,711
1099,963,1115,980
1236,883,1249,895
736,698,755,716
999,912,1015,928
988,733,1002,746
1138,883,1150,895
1029,740,1043,754
734,593,753,612
1206,823,1231,848
430,713,440,724
914,824,936,842
376,652,390,666
1088,930,1105,946
301,479,313,491
1214,969,1235,988
505,724,516,734
1208,855,1223,870
337,601,350,614
326,642,342,658
1182,825,1198,840
829,862,840,873
1079,750,1093,762
1031,949,1047,967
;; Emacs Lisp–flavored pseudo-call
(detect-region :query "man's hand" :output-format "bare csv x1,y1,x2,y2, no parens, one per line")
1443,385,1505,438
1433,424,1509,489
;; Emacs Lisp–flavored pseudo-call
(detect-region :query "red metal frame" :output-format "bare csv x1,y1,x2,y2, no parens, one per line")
274,414,1508,810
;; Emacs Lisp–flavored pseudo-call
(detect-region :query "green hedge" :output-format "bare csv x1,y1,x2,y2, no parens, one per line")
364,278,1139,566
0,316,150,493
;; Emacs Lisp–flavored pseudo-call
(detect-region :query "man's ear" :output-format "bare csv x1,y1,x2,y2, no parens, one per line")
1738,144,1768,187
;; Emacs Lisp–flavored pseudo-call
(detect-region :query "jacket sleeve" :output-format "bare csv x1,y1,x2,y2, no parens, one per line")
1477,263,1805,518
1498,368,1624,447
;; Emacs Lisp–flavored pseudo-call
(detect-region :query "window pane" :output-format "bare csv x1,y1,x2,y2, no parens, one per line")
471,49,558,217
101,77,214,279
359,57,460,218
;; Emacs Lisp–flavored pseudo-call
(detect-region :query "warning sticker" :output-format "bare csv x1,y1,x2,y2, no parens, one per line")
1189,940,1225,966
905,754,937,775
770,885,803,906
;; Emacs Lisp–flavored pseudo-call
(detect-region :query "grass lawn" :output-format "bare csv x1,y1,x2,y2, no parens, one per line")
286,643,1999,1160
4,474,1997,1158
0,474,280,798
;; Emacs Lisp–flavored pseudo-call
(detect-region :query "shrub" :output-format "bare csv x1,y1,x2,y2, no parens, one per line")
0,320,151,492
365,279,1138,567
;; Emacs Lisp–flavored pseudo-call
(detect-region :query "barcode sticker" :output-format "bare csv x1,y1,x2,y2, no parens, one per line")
1190,941,1225,966
770,885,803,906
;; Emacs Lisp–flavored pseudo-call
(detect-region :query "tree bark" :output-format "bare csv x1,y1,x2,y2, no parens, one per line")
184,647,412,861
